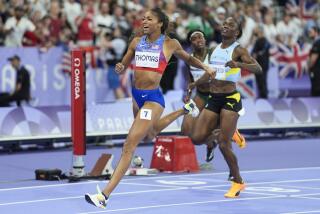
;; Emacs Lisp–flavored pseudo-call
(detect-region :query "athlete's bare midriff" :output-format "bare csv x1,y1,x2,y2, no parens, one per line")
209,79,236,93
133,70,162,89
197,83,211,93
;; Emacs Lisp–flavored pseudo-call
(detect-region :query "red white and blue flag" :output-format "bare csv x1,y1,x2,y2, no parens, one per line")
270,42,311,79
61,46,98,73
237,69,257,98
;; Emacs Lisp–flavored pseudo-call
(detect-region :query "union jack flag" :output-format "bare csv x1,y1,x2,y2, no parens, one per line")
286,0,319,20
237,69,256,98
269,42,311,79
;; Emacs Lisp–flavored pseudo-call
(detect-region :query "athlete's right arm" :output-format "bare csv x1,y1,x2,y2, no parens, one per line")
115,37,140,74
190,71,212,88
170,39,216,79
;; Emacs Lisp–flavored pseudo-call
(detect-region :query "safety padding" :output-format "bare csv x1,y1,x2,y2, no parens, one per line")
150,136,199,172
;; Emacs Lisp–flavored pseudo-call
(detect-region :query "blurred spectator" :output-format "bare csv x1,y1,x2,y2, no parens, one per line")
29,0,50,18
125,8,144,35
95,1,113,46
0,55,31,107
95,1,113,34
187,5,214,42
22,27,42,46
308,26,320,96
22,9,44,46
75,2,95,47
41,15,55,48
112,5,131,39
48,0,63,45
262,8,278,45
30,9,43,24
252,25,270,98
126,0,143,12
64,0,82,33
177,0,203,15
165,1,177,21
175,9,191,44
251,1,263,23
221,0,237,15
288,10,303,42
276,11,302,46
260,0,273,8
57,23,74,50
4,6,35,46
237,5,257,48
212,6,226,43
0,0,318,101
0,1,10,24
100,26,126,99
0,16,5,45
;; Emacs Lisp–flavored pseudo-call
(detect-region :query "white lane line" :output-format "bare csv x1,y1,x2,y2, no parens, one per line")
191,178,320,189
290,193,320,197
77,195,286,214
1,166,319,191
281,210,320,214
180,177,228,183
0,181,99,192
194,188,282,196
273,184,320,191
291,196,320,201
0,187,187,206
117,166,320,181
117,182,183,188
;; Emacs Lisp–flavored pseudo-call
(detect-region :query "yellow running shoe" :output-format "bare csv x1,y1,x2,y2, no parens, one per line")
224,181,246,198
232,129,246,149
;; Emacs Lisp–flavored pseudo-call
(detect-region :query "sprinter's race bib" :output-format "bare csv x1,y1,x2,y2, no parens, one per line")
135,51,160,68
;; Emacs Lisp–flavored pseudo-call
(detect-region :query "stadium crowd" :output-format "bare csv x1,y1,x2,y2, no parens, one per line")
0,0,319,98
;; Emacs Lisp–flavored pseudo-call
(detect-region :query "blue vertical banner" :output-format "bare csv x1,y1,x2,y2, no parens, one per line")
0,47,113,106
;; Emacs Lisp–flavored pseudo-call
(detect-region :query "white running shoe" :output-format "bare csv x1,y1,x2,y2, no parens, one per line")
85,185,109,209
184,99,200,117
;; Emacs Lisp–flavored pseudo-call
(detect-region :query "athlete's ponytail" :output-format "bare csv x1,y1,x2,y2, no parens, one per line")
151,8,169,34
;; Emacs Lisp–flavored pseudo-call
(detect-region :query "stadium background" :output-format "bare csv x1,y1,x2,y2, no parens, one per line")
0,0,320,213
0,0,319,143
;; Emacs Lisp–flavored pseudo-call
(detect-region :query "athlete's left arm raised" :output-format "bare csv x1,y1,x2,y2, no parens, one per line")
226,46,262,74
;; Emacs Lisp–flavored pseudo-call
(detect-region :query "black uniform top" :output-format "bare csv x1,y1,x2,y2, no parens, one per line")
15,66,30,100
310,39,320,74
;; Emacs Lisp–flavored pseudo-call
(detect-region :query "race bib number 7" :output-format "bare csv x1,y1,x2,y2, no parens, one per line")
140,109,152,120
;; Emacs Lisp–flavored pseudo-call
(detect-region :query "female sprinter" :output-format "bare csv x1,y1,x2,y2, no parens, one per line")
182,29,246,163
189,17,262,198
85,8,215,208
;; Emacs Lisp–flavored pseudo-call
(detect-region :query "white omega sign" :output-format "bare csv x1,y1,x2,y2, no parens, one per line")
74,58,81,99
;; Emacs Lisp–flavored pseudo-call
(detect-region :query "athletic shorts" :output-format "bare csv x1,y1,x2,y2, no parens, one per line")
132,87,165,109
196,89,210,103
205,91,242,114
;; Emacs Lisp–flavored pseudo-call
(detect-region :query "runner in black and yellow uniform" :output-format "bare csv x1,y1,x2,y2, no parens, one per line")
182,29,246,164
189,17,262,198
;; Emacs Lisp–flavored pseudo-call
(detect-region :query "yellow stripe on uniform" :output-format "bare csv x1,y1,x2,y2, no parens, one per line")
226,92,241,103
225,68,241,78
